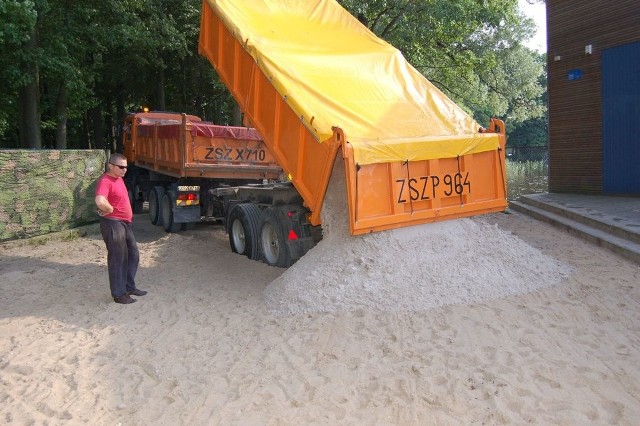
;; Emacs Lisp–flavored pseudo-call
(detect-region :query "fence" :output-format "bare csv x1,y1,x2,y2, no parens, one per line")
506,146,548,200
0,145,548,241
0,150,107,242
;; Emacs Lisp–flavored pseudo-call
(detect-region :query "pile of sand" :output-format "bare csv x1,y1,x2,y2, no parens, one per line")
264,159,571,315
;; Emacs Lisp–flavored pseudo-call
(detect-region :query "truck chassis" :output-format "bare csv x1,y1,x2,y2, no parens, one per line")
122,111,322,267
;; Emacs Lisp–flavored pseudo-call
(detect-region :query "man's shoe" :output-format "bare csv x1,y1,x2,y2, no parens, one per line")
114,294,137,304
127,288,148,297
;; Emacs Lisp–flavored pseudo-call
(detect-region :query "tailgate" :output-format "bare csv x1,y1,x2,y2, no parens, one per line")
186,122,282,180
133,119,282,180
342,119,508,235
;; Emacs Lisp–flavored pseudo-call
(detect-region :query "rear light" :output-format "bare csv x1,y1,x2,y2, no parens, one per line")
176,192,199,206
178,193,198,201
288,229,299,240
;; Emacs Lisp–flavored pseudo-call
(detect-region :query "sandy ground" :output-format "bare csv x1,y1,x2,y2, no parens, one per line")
1,211,639,425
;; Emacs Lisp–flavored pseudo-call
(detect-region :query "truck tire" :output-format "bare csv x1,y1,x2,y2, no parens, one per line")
148,186,165,225
128,187,144,214
228,204,262,260
161,191,181,233
260,208,293,268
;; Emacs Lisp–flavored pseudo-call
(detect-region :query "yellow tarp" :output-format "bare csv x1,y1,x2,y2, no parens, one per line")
205,0,500,165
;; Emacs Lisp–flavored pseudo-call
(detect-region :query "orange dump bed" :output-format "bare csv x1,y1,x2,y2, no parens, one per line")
341,121,507,234
123,112,282,181
198,0,507,235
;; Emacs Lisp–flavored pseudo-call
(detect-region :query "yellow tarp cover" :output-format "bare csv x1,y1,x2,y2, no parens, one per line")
205,0,500,165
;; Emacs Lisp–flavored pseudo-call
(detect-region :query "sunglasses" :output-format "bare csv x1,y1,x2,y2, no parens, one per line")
110,163,128,170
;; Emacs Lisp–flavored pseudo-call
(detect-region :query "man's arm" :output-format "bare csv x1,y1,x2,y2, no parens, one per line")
95,195,114,216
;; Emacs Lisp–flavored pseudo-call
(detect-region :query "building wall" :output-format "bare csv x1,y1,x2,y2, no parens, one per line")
547,0,640,193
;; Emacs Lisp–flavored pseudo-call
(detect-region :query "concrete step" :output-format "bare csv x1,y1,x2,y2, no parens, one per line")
516,194,640,245
509,200,640,264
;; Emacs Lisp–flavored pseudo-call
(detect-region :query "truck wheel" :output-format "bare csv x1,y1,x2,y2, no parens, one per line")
161,191,181,233
260,208,293,268
228,204,262,260
128,187,144,214
148,186,165,225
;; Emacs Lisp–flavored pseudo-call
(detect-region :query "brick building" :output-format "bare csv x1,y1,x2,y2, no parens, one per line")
547,0,639,194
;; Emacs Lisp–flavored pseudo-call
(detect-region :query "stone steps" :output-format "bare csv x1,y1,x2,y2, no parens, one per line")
509,195,640,264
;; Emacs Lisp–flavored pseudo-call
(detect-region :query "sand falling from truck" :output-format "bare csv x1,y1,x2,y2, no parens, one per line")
264,159,572,316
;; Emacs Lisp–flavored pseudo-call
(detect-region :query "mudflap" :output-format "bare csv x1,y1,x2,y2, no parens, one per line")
276,205,322,261
286,236,317,261
173,205,201,223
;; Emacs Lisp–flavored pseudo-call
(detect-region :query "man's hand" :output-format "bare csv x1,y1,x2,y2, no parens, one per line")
95,195,114,216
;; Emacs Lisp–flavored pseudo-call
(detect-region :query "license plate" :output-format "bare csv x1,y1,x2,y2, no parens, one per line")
395,171,472,204
202,146,269,162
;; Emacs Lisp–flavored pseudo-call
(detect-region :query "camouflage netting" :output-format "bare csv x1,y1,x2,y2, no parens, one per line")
0,150,108,242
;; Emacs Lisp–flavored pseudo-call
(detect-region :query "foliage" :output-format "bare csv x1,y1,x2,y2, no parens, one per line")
508,116,547,147
0,0,546,149
506,52,547,147
506,159,548,200
338,0,546,126
0,0,37,140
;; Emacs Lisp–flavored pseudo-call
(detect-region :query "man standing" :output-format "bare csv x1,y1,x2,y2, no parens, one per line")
95,153,147,304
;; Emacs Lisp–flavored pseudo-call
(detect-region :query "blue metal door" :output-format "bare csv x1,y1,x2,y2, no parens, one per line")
602,41,640,194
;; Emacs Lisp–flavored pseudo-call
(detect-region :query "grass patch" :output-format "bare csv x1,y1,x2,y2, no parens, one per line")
2,224,97,249
507,160,548,200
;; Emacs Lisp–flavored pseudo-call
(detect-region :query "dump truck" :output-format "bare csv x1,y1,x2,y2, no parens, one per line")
196,0,508,257
123,111,324,266
122,114,271,224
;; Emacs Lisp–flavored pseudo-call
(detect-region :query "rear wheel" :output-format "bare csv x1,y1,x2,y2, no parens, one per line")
148,186,165,225
228,204,262,260
261,208,292,268
161,191,181,233
128,187,144,214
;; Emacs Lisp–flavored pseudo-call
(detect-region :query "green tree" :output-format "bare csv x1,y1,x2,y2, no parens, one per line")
78,0,236,150
0,0,39,148
0,0,546,150
506,53,548,148
339,0,546,127
0,0,224,149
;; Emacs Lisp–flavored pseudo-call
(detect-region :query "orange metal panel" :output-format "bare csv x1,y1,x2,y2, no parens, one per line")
199,2,341,225
342,119,507,235
123,112,282,180
199,1,507,235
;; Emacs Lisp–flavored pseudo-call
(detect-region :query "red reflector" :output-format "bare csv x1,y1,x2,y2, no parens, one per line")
288,229,298,240
287,211,294,218
178,193,198,201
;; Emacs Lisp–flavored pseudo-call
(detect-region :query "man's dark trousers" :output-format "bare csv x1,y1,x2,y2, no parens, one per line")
100,218,139,298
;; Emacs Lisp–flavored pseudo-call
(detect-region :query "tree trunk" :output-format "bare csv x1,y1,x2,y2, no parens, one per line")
18,81,41,148
83,113,92,149
232,104,242,126
115,90,126,153
116,90,125,126
91,106,104,149
105,113,116,153
18,28,41,149
155,68,166,111
55,84,68,149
